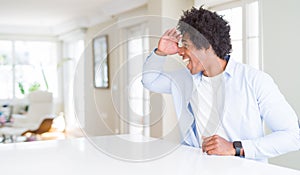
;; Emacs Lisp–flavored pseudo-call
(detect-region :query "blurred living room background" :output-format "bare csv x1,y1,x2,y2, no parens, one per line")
0,0,261,143
0,0,299,170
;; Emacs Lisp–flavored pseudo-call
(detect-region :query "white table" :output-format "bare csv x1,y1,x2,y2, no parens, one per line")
0,135,299,175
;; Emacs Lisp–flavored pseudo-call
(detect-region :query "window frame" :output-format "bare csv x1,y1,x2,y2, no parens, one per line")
119,22,150,136
206,0,261,69
0,38,60,102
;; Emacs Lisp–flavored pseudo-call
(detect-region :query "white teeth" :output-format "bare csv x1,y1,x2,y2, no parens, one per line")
183,58,190,63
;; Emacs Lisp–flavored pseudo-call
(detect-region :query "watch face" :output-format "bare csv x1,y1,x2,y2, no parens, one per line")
234,141,242,148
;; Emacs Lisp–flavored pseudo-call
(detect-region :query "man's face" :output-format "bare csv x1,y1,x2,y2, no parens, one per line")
178,33,207,75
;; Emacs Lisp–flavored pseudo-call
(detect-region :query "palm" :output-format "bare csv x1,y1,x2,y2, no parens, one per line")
158,37,178,55
157,28,181,55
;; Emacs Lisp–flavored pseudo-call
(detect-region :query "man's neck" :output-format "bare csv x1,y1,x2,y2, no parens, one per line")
202,57,227,77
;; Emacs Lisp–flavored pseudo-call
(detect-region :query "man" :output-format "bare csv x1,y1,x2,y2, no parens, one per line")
142,6,300,161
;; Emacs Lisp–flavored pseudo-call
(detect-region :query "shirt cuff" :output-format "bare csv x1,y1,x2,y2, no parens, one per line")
153,48,167,58
146,48,167,61
241,140,256,159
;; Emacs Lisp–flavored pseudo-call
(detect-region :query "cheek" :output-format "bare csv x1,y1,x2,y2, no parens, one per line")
191,58,204,71
190,57,200,67
187,50,202,66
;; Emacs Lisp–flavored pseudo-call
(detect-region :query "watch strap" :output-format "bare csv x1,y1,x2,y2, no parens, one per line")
233,141,243,157
235,147,241,156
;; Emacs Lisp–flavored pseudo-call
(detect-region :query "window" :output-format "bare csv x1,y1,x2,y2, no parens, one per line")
205,0,260,69
0,41,13,99
63,39,85,129
125,24,150,136
0,40,58,100
218,7,243,63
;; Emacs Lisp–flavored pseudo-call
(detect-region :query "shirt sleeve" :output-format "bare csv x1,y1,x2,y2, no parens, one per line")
241,72,300,159
142,48,172,94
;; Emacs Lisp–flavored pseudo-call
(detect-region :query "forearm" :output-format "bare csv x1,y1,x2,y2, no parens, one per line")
142,49,172,94
242,129,300,159
142,49,166,83
245,72,300,159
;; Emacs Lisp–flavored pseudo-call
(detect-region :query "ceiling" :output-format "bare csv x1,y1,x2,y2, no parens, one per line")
0,0,147,36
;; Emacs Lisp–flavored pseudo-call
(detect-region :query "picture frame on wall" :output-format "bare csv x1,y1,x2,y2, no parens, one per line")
93,35,109,89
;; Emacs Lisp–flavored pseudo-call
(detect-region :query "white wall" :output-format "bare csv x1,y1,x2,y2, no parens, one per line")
84,6,149,136
260,0,300,170
84,19,118,136
83,0,194,137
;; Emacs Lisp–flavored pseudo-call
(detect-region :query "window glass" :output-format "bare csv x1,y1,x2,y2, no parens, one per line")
0,40,58,100
0,41,13,99
219,7,243,40
248,1,259,37
248,38,259,68
231,40,243,62
247,1,259,68
126,25,149,135
0,41,13,65
0,66,13,99
216,1,259,68
218,7,243,63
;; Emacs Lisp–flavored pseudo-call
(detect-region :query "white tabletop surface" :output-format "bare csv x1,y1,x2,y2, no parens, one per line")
0,134,299,175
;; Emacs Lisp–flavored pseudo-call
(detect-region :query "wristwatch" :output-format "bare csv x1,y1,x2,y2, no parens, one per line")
233,141,243,156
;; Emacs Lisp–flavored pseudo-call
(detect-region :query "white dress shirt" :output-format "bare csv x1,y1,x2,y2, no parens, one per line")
142,49,300,161
190,72,229,143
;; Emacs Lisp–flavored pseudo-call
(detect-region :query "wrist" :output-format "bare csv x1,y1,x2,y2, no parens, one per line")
155,48,167,56
231,145,236,156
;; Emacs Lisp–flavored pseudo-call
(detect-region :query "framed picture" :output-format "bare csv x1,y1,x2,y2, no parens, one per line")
93,35,109,88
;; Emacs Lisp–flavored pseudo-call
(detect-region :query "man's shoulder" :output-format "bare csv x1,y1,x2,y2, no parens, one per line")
232,60,274,85
230,59,263,76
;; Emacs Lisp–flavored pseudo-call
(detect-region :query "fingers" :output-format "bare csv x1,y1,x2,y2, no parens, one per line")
204,143,217,154
202,135,213,152
202,135,213,146
163,28,176,36
169,28,177,36
163,28,172,36
175,33,182,41
163,28,181,39
202,135,219,154
157,28,182,55
201,135,235,156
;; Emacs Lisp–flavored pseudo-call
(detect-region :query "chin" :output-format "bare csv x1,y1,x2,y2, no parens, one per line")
190,69,201,75
189,70,197,75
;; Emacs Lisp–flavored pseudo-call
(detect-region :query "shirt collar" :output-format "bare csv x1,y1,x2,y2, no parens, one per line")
192,58,236,81
192,71,203,82
224,58,236,78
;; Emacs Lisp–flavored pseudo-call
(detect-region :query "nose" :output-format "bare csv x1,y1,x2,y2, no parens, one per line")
178,47,185,56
